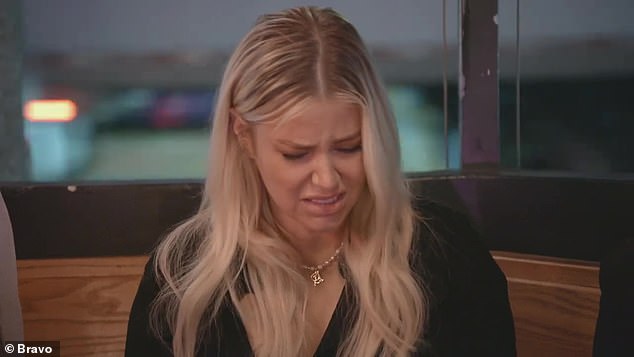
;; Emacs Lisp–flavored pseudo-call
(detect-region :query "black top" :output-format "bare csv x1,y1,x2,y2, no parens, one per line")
125,202,516,356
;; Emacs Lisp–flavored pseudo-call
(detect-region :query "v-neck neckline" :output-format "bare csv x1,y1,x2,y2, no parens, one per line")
312,283,349,356
229,284,349,357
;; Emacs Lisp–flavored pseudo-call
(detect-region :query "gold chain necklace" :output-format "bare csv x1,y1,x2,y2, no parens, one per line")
301,241,344,287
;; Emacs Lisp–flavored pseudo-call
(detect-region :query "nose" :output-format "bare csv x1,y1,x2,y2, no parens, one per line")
311,155,340,191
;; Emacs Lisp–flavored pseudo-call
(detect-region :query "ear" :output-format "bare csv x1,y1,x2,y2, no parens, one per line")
230,109,255,158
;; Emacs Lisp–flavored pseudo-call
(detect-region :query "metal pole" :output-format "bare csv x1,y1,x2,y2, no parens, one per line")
515,0,522,168
459,0,500,170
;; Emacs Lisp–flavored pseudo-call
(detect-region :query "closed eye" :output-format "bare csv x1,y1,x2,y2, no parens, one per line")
282,152,308,160
337,145,362,153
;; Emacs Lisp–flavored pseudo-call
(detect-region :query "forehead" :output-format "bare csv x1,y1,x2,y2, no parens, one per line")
268,98,362,139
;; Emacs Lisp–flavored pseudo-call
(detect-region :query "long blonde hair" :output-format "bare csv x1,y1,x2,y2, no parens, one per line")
151,6,426,357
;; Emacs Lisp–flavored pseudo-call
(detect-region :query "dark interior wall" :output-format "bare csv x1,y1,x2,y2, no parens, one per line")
3,174,632,261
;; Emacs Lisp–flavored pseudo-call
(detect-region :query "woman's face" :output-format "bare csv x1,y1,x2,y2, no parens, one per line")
245,98,366,239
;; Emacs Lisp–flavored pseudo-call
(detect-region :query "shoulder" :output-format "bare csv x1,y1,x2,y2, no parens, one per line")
410,199,506,299
125,254,173,356
410,200,498,292
126,249,245,357
410,200,517,356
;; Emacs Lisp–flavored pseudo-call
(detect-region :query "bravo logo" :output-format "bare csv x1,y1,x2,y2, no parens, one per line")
18,344,53,354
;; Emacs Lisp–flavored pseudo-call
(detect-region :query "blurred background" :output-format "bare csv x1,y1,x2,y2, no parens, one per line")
1,0,633,181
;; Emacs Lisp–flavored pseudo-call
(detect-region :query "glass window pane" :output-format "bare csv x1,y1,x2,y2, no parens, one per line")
499,0,634,174
3,0,461,182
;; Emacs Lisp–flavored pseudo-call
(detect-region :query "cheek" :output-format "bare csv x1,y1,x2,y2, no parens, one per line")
256,158,306,201
341,157,366,185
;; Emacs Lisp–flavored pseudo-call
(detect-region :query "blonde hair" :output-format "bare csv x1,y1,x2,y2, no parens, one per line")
151,6,426,357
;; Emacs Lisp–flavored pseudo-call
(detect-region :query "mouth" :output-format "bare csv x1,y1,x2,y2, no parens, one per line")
304,193,345,205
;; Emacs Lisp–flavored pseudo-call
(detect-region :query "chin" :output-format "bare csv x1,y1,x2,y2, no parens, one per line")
303,215,348,234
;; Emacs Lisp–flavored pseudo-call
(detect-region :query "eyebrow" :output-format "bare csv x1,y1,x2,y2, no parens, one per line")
277,131,361,149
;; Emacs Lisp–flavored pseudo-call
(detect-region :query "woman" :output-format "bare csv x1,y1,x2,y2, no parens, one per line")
125,6,516,357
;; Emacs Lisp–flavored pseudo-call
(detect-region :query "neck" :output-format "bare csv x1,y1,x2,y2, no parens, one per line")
286,228,347,267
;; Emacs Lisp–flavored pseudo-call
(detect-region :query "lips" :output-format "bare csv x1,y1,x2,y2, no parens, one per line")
305,193,344,205
302,193,346,216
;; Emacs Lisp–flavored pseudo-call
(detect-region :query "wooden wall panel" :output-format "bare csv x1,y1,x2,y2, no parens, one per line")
17,257,148,357
493,251,600,357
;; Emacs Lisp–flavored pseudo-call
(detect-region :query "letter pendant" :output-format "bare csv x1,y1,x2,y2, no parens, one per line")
310,270,325,286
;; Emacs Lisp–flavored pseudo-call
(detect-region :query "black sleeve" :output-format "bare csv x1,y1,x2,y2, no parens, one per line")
125,256,173,357
413,201,517,357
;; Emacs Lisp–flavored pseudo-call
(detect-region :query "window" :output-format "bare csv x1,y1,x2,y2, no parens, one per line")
1,0,460,182
3,0,631,182
499,0,634,174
